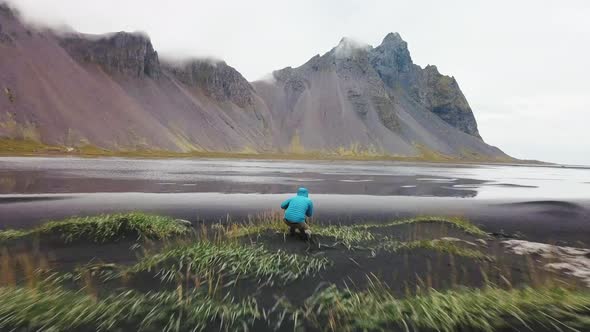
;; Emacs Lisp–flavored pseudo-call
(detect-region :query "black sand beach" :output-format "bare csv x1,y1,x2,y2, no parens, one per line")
1,193,589,246
0,157,589,331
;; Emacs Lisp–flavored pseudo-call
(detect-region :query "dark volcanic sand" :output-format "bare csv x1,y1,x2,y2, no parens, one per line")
1,193,589,246
0,157,588,331
2,222,565,300
1,221,577,332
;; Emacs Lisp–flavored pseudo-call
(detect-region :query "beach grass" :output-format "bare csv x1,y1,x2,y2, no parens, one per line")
226,213,487,257
129,241,330,286
227,217,376,248
299,284,590,332
314,225,376,248
0,210,587,331
353,215,488,237
0,212,191,243
4,259,589,332
4,280,587,332
0,283,259,332
377,239,489,259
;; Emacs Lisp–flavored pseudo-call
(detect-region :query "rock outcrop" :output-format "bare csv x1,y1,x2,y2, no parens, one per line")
370,33,480,137
164,60,254,108
59,32,161,79
0,3,16,46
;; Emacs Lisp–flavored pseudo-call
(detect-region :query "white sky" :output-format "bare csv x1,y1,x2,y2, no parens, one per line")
8,0,590,165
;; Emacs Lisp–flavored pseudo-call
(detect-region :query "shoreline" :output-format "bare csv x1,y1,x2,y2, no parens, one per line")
1,192,588,246
0,152,557,167
0,139,547,165
0,151,530,165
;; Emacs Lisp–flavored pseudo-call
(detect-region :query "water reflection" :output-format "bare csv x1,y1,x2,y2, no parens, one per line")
0,157,588,199
0,169,480,197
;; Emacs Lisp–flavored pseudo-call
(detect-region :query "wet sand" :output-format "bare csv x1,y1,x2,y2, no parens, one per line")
1,193,589,246
0,157,589,246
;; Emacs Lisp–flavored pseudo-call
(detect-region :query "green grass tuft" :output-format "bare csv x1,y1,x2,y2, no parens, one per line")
0,138,65,155
301,285,590,332
0,212,191,243
226,221,285,239
226,216,374,248
313,225,375,248
130,241,329,286
354,216,488,237
378,239,488,259
226,215,486,256
0,229,28,241
0,284,259,332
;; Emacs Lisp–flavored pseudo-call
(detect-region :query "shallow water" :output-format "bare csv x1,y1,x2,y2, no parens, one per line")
0,157,589,245
0,157,588,198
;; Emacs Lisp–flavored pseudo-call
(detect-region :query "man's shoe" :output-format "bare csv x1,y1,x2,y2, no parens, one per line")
303,230,312,242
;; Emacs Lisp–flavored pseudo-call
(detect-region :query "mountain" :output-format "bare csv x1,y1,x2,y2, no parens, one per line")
252,35,501,158
0,3,508,160
0,4,272,153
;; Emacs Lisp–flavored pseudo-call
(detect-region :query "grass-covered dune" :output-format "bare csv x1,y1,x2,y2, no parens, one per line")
129,241,329,286
299,284,590,332
0,212,588,331
0,212,191,243
0,283,259,332
0,281,588,331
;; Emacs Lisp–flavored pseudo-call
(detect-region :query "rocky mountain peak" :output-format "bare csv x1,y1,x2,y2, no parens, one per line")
332,37,371,59
424,64,440,74
381,32,404,45
370,32,413,74
367,33,481,138
336,36,359,47
58,31,161,79
0,2,20,46
0,2,15,19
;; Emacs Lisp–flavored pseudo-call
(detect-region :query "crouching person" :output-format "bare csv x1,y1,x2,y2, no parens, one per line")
281,187,314,241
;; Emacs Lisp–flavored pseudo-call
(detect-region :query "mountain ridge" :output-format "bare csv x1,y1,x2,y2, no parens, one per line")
0,2,509,160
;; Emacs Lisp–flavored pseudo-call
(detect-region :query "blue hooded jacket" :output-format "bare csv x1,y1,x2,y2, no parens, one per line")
281,188,314,223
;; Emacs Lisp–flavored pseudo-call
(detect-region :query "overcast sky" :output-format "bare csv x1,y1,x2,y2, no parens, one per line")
9,0,590,165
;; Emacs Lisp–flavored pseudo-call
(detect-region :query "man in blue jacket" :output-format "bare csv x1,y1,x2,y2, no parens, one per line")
281,187,314,240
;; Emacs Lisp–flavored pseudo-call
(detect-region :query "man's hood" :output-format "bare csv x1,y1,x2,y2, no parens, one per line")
297,187,309,197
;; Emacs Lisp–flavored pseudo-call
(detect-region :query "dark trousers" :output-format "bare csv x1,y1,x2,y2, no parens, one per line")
283,219,311,236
